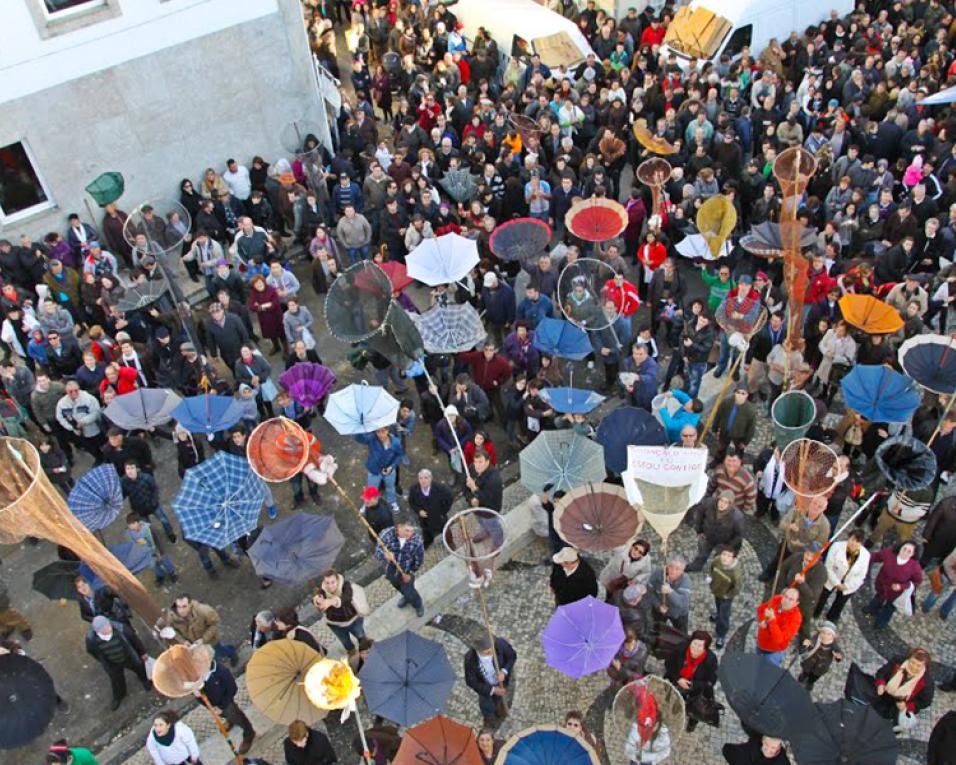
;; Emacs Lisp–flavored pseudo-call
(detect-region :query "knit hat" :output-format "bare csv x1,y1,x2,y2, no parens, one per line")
623,584,645,601
91,615,111,632
552,546,579,564
719,490,735,504
361,486,380,502
819,621,838,635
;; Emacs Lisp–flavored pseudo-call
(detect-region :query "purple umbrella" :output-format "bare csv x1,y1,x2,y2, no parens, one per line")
278,363,337,408
541,595,625,679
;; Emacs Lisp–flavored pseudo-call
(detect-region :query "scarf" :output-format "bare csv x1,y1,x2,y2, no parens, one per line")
885,664,924,700
679,646,706,680
152,727,177,747
759,453,786,499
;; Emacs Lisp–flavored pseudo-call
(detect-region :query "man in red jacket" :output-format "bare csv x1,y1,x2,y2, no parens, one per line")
458,341,512,423
756,587,802,666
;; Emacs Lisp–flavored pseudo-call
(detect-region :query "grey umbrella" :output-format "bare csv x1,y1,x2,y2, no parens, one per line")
104,388,183,431
247,513,345,586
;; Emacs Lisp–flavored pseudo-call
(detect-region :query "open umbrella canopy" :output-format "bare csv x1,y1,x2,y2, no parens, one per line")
172,452,268,549
674,233,731,261
899,333,956,394
171,393,245,435
116,280,167,313
496,725,599,765
278,363,337,408
380,260,414,292
840,365,920,423
0,654,57,750
520,430,606,494
553,483,642,552
439,167,479,203
717,653,818,740
68,464,124,531
540,387,606,415
324,382,400,435
32,560,81,601
248,513,345,586
412,303,487,354
109,540,154,574
407,233,479,286
838,295,904,335
542,595,625,679
790,700,898,765
105,388,183,431
532,318,593,360
565,198,628,242
368,300,425,371
490,218,553,263
246,639,326,725
875,436,938,491
325,261,392,342
919,83,956,105
394,715,482,765
740,221,817,257
359,630,456,727
596,407,666,475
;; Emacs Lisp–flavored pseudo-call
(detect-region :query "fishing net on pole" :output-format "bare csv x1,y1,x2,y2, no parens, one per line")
772,147,817,217
324,261,393,342
771,390,818,450
0,438,162,625
246,417,319,483
781,438,842,498
605,676,685,765
557,256,623,332
442,508,506,586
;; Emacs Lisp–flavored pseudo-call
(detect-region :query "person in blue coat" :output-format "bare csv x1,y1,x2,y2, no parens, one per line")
480,272,516,346
355,426,404,511
516,285,553,329
621,344,658,410
657,389,704,443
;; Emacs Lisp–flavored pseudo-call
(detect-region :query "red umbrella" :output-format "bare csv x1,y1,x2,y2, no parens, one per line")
565,198,628,242
380,261,414,292
392,715,482,765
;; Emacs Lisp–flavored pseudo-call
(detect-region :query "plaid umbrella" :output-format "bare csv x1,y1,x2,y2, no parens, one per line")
172,452,268,549
104,388,183,431
519,431,606,494
411,303,487,354
67,464,124,531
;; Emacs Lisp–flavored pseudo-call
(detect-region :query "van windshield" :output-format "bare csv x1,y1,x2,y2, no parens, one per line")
664,5,733,59
533,31,587,69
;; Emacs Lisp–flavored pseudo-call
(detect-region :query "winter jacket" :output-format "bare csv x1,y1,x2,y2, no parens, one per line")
481,284,516,326
713,398,757,444
56,390,102,437
658,390,701,443
457,351,512,392
166,600,222,645
869,547,923,601
335,214,372,248
355,432,404,474
709,557,743,600
31,381,66,428
823,540,870,594
599,545,652,589
756,595,802,652
146,722,200,765
694,499,745,550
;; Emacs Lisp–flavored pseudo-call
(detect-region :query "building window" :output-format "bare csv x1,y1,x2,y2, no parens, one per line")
42,0,106,17
0,142,54,223
27,0,121,38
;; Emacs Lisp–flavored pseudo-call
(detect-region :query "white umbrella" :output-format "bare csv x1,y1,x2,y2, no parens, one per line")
406,233,479,286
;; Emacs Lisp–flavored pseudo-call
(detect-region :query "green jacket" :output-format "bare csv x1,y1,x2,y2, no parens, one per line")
700,268,735,311
709,558,742,600
714,398,757,443
68,750,100,765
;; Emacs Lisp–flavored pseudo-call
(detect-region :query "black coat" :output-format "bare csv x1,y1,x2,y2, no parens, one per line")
202,660,239,709
923,497,956,560
204,314,250,367
464,637,518,697
85,620,146,667
929,711,956,765
549,560,598,606
284,729,338,765
408,481,454,536
722,738,792,765
664,643,718,696
466,466,503,513
77,587,131,624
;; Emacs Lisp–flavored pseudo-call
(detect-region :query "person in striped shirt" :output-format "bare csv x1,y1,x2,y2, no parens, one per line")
706,447,757,515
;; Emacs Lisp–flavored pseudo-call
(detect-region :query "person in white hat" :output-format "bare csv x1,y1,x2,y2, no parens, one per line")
549,546,598,607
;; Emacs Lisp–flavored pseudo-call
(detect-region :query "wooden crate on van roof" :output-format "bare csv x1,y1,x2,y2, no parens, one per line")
665,5,732,59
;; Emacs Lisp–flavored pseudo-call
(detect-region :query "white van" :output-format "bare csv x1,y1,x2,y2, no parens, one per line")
454,0,595,77
661,0,854,70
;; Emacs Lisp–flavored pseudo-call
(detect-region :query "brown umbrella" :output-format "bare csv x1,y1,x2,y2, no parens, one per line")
393,715,482,765
553,482,642,552
246,639,327,725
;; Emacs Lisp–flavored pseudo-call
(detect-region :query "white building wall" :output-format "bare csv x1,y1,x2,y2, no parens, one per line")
0,0,332,237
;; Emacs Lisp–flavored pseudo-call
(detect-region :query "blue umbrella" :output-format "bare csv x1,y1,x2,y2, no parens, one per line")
358,630,456,727
67,464,124,531
497,725,599,765
840,365,920,423
519,431,606,494
919,84,956,106
108,541,154,574
172,452,268,549
899,333,956,395
324,382,400,435
248,514,345,586
540,387,605,414
532,318,593,361
596,407,666,474
171,393,244,435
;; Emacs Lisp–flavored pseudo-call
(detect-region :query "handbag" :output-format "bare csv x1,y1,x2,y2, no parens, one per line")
929,567,944,594
300,326,317,351
260,377,279,402
351,583,371,617
650,623,689,661
893,583,915,615
685,691,722,727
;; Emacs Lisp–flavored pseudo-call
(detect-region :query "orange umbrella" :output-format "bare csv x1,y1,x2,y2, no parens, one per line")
392,715,482,765
565,198,628,242
838,294,904,335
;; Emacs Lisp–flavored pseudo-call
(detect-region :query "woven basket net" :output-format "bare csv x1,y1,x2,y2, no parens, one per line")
0,438,162,625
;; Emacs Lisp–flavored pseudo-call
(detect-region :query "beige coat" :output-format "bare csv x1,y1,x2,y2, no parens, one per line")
166,601,221,645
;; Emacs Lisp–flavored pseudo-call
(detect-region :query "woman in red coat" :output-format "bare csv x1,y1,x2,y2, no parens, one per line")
464,430,497,468
248,275,287,355
636,231,667,301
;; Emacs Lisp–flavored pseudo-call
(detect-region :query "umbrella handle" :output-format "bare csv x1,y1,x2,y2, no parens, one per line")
421,365,473,482
198,691,244,765
352,704,373,765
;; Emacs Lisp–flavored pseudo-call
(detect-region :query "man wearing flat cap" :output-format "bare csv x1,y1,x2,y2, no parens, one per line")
463,633,517,727
549,546,598,606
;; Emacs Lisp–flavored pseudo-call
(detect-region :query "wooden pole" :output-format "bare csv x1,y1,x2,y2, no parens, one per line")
696,352,745,446
326,475,407,577
198,691,244,764
927,393,956,447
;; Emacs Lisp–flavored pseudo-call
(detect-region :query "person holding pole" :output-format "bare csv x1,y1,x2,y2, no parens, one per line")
375,515,426,618
464,634,517,728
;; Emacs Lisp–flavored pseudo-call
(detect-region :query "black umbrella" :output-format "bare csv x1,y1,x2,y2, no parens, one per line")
0,654,57,749
717,653,817,740
875,436,938,490
32,560,81,601
791,700,898,765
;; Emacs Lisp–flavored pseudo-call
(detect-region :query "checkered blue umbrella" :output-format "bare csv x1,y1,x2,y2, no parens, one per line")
67,464,124,531
411,303,486,354
172,452,268,549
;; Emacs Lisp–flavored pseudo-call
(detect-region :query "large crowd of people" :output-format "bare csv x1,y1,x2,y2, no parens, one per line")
4,0,956,763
